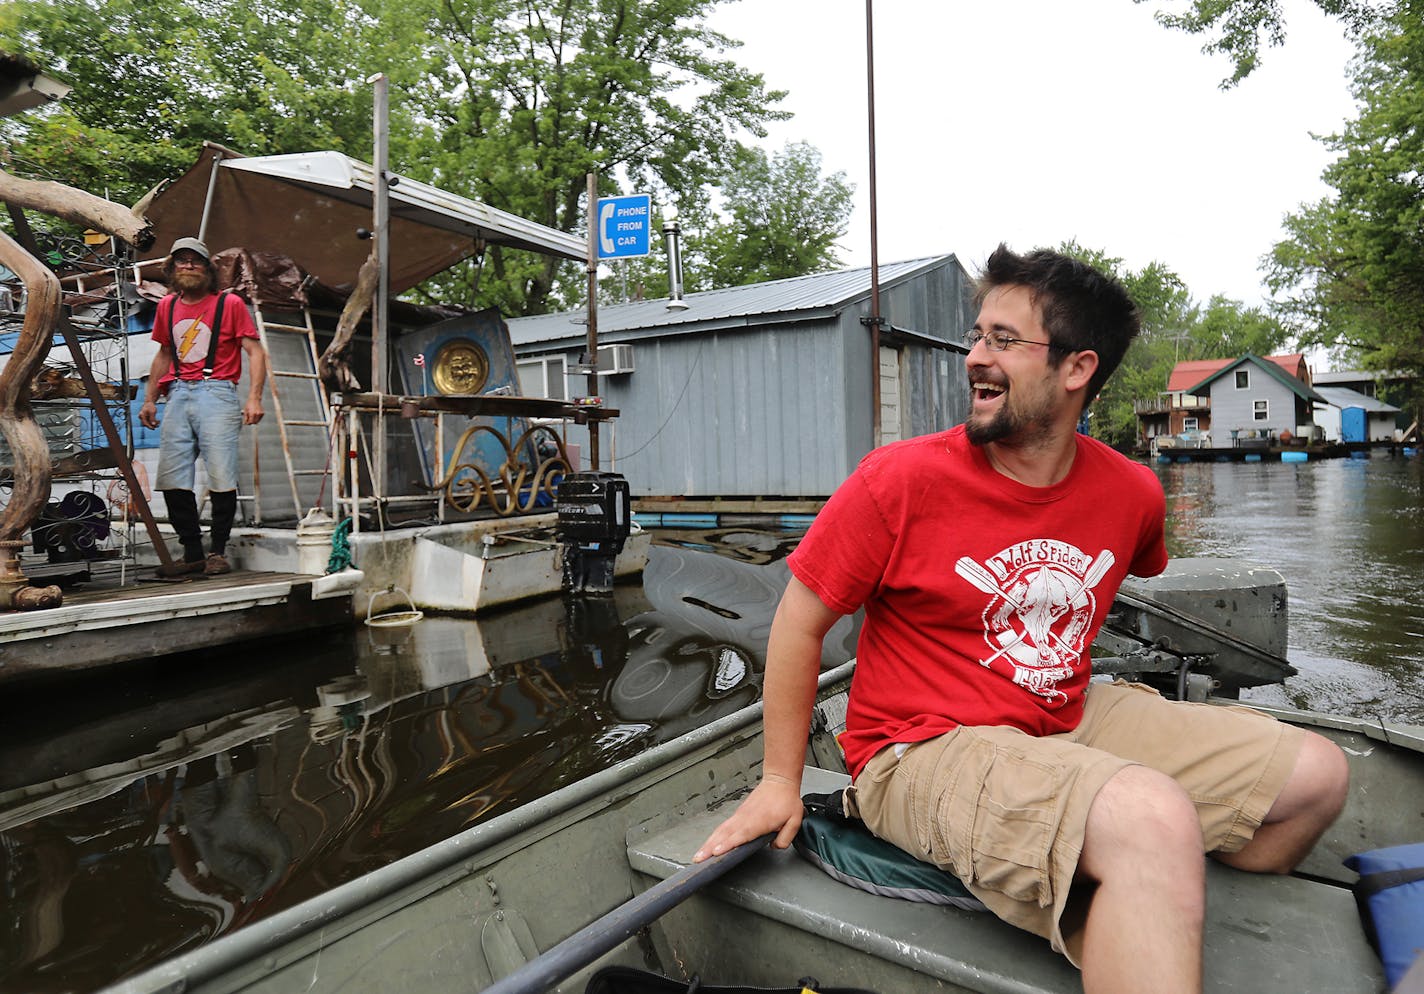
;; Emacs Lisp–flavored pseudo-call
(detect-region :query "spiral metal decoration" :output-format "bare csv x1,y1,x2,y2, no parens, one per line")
435,422,572,517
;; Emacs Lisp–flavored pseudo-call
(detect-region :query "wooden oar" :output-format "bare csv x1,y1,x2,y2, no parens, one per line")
480,832,776,994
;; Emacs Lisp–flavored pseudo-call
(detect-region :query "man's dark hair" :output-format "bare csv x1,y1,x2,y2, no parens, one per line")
973,243,1140,403
162,255,217,295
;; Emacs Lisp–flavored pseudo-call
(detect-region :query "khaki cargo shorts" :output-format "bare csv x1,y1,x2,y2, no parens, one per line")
845,680,1303,966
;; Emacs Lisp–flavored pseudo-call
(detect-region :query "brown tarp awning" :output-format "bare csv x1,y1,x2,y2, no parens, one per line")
137,144,586,295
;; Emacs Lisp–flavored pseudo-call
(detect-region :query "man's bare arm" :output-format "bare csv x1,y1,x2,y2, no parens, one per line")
241,337,267,425
137,345,173,429
693,576,843,861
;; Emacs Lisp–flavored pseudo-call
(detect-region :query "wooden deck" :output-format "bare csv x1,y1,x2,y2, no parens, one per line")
0,568,352,682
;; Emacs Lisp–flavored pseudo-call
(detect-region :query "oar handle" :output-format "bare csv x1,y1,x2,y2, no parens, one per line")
479,832,775,994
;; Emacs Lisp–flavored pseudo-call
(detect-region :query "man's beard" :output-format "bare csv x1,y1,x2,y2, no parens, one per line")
966,404,1015,446
965,382,1056,447
173,270,211,294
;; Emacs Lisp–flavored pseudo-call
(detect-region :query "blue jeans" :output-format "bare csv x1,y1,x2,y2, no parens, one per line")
156,379,242,492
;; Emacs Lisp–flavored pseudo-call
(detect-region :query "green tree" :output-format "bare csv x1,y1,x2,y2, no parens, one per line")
689,141,853,289
387,0,788,315
1265,0,1424,424
0,0,374,203
1135,0,1385,86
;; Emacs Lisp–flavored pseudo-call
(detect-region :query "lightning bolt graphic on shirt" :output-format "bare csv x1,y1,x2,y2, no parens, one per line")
177,318,203,360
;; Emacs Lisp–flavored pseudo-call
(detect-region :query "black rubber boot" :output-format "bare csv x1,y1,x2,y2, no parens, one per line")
163,488,205,564
209,490,237,556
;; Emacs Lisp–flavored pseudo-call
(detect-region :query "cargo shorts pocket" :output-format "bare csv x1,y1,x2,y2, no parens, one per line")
928,729,1058,907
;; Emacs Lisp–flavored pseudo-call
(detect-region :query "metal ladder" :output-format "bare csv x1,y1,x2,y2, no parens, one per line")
251,305,333,521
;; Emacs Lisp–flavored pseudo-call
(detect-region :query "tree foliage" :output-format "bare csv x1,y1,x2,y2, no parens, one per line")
1135,0,1386,86
3,0,840,316
692,141,853,288
376,0,788,314
0,0,374,202
1265,0,1424,424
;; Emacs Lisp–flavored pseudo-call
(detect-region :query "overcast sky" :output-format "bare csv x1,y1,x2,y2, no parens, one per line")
706,0,1360,308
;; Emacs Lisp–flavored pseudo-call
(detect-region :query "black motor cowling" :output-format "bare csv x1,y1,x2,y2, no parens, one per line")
557,471,632,595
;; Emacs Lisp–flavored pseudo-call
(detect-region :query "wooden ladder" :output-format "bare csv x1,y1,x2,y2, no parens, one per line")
252,305,333,520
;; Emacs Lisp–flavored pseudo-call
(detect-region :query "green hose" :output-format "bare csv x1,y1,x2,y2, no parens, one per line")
326,517,354,574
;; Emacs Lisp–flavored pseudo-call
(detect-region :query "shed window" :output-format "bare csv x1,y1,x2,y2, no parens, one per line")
1235,370,1250,389
517,355,567,400
1253,400,1269,421
1183,417,1199,431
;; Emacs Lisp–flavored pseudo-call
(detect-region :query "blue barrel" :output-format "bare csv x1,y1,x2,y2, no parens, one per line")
1245,453,1263,463
1281,450,1308,463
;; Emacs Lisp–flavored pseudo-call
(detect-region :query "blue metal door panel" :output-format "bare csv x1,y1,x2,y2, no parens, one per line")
1342,407,1367,443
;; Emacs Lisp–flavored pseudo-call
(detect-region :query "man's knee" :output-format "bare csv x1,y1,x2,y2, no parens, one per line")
1276,731,1350,824
1084,766,1202,867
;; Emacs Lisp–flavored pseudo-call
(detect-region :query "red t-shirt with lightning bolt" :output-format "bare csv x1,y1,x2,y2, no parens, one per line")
151,292,259,387
789,425,1168,780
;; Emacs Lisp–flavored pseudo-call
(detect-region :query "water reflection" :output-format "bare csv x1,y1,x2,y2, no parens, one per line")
1158,457,1424,724
0,528,851,993
6,466,1419,991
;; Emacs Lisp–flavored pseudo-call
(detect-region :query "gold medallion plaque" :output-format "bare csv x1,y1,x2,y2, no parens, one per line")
431,339,490,395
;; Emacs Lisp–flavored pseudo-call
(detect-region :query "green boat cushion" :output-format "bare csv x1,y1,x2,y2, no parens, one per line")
793,791,987,912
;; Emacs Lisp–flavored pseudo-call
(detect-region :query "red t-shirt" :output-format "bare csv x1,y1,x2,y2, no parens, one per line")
789,425,1168,779
151,292,258,386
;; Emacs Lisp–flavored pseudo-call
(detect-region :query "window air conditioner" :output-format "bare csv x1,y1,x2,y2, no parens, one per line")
597,343,635,375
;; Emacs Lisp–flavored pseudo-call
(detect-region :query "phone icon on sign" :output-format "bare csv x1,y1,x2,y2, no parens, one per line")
599,202,616,255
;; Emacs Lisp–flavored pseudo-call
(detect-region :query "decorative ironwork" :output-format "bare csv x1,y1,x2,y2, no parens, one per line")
437,422,572,516
431,339,490,395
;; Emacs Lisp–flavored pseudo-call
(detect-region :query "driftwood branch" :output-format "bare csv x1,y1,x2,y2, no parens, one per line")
0,227,63,609
0,166,154,251
318,250,378,392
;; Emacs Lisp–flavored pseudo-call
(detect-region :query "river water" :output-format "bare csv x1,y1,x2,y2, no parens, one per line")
1,455,1420,991
1157,455,1424,725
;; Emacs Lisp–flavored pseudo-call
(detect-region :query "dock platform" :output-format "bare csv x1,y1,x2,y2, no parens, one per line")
1149,440,1407,463
0,568,351,683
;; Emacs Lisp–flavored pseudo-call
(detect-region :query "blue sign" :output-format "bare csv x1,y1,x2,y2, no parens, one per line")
596,194,652,259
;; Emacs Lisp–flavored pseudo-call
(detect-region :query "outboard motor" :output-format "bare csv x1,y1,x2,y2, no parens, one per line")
557,471,632,596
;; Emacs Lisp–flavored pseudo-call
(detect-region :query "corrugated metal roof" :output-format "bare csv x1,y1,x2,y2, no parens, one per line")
1315,386,1401,413
508,255,956,346
1167,354,1307,392
1184,354,1327,404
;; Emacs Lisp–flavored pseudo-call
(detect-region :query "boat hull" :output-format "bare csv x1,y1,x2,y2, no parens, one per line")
100,666,1419,994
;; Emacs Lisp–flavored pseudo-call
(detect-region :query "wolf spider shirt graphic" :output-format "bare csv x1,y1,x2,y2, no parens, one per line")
954,541,1116,707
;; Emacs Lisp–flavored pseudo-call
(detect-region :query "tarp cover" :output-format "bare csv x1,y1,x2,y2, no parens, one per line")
137,144,585,295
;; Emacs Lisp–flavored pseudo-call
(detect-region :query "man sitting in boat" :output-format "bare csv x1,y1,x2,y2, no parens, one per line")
695,245,1350,994
138,237,269,576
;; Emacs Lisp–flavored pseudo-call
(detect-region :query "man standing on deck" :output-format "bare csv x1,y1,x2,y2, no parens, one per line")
695,245,1350,994
138,237,267,576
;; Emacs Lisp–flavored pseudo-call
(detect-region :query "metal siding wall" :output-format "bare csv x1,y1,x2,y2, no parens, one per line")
597,321,848,498
837,308,875,471
513,259,976,498
1210,376,1297,436
872,260,974,444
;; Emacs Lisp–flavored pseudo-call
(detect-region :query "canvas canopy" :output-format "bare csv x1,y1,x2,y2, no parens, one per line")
138,144,586,295
0,53,70,118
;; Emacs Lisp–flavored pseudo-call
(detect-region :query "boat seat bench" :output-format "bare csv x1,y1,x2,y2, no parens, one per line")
627,767,1385,994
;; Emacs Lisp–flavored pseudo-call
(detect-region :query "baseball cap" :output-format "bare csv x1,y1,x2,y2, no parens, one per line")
169,236,210,261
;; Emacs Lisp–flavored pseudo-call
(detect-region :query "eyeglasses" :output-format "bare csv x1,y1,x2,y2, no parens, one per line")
963,329,1061,352
172,256,207,269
